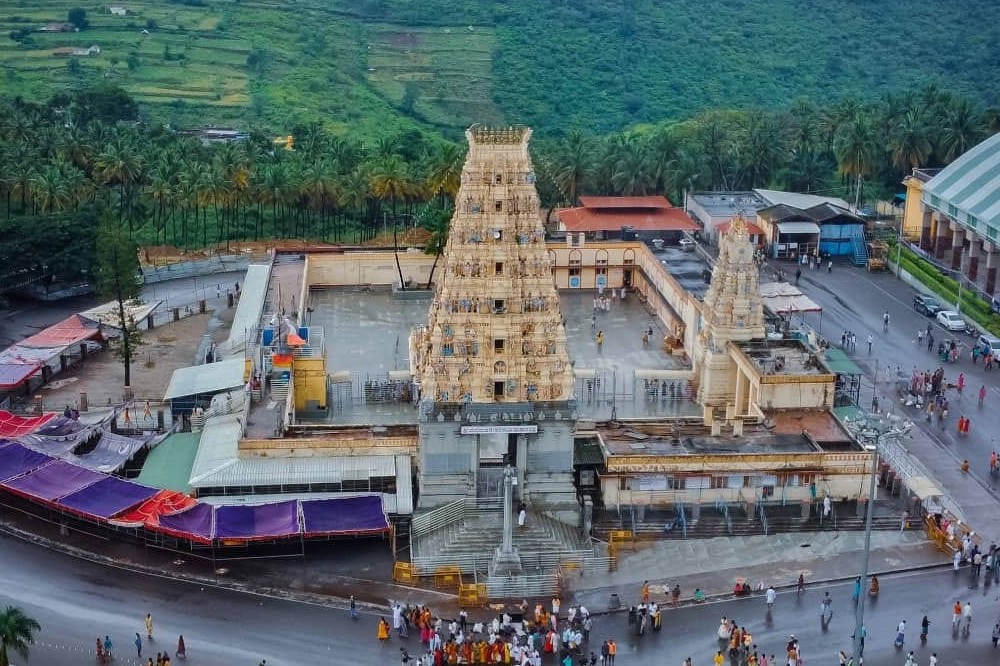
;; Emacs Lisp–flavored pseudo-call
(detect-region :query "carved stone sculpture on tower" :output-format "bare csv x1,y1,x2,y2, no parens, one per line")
413,125,574,405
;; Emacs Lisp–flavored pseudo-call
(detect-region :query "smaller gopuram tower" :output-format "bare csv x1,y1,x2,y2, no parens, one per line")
695,215,766,406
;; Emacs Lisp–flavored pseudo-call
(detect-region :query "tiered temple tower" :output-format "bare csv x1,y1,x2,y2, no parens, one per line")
413,125,574,405
695,215,766,407
411,126,578,520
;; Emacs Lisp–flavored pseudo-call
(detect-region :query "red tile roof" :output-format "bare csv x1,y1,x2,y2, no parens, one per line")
717,220,765,236
577,195,673,209
559,206,699,232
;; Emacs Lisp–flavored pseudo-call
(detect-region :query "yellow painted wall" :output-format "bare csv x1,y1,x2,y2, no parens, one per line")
293,357,327,411
902,176,926,240
307,251,436,287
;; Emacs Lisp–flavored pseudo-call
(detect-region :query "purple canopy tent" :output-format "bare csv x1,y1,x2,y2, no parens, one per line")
57,476,159,520
214,501,300,541
300,496,389,536
0,442,54,483
155,502,215,545
1,460,103,503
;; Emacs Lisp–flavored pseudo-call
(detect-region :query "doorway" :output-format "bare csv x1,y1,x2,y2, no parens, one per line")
476,433,518,498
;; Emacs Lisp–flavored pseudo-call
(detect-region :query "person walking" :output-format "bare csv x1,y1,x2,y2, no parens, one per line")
135,633,143,659
765,585,776,609
980,385,988,407
350,595,358,619
827,259,833,273
596,330,604,351
867,333,873,354
145,613,154,640
795,268,801,285
883,311,890,332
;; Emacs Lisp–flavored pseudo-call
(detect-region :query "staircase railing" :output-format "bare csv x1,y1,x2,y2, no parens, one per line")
715,499,733,535
411,498,469,538
677,502,688,539
757,502,769,536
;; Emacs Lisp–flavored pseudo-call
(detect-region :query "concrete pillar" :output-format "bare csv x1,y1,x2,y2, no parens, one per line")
690,502,701,522
79,391,88,412
147,314,155,330
986,243,998,296
950,223,965,270
919,208,934,252
933,214,951,260
80,342,88,359
199,300,207,314
968,238,981,282
173,307,180,322
60,355,69,371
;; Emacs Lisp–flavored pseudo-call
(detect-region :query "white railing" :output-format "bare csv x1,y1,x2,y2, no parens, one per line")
486,572,561,599
411,496,502,538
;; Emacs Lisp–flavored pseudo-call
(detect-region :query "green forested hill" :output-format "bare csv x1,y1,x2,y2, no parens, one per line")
2,0,998,137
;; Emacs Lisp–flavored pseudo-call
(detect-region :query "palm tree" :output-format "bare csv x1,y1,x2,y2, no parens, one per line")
0,605,41,666
833,112,878,207
608,136,655,195
421,205,451,289
938,98,986,164
423,142,464,208
555,130,592,205
889,109,932,171
369,154,412,225
94,135,144,229
738,110,789,188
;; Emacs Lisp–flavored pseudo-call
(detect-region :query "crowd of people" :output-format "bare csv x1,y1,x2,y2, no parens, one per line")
377,598,611,666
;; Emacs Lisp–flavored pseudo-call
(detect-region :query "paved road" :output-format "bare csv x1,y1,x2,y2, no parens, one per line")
5,530,998,665
0,272,244,347
794,261,1000,543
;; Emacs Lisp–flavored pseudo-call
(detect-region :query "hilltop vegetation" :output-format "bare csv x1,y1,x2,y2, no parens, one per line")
1,0,997,137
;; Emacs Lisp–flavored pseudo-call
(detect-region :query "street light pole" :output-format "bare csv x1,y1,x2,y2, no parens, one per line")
852,440,879,662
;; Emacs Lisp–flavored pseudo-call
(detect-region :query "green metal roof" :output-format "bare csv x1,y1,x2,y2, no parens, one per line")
923,132,1000,230
136,432,200,493
832,405,864,422
823,347,863,375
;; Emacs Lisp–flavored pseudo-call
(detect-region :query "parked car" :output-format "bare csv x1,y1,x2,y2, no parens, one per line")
936,310,967,331
678,237,696,252
913,294,942,316
977,334,1000,355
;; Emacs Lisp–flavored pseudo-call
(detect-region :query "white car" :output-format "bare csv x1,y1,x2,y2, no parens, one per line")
936,310,967,331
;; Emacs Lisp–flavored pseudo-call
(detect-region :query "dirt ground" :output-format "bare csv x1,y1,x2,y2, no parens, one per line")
36,305,236,414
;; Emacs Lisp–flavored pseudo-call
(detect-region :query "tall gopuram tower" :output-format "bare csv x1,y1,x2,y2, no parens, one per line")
695,215,767,407
411,126,578,521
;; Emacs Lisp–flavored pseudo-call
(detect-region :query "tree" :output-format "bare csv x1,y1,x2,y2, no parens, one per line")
888,109,931,171
67,7,89,29
421,206,451,289
0,605,40,666
555,130,592,205
95,215,144,388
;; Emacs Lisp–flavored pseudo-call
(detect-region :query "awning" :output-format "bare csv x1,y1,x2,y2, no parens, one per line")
776,222,821,235
163,357,246,400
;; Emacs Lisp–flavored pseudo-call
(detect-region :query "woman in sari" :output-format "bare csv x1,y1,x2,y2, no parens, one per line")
377,617,390,641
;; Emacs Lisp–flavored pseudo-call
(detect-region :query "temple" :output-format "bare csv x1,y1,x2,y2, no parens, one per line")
410,126,579,520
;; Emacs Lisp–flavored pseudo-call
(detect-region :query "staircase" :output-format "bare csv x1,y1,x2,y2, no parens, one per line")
851,234,869,267
411,500,596,575
269,377,290,404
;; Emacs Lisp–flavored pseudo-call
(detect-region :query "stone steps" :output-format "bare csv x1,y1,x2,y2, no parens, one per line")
412,508,588,564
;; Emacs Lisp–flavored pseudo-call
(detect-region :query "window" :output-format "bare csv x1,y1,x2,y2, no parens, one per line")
596,267,607,278
495,173,503,184
569,267,581,278
667,476,686,490
495,262,504,275
495,200,503,212
494,381,505,397
494,338,505,353
493,298,505,313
